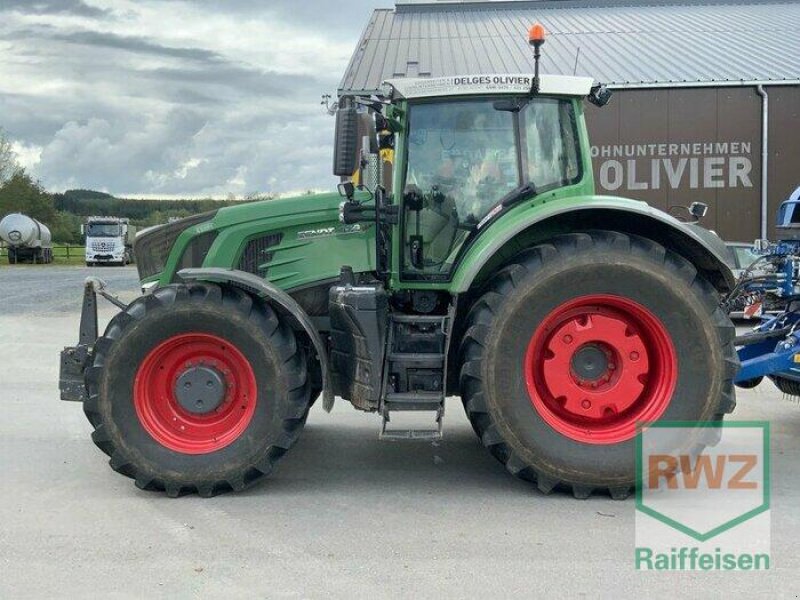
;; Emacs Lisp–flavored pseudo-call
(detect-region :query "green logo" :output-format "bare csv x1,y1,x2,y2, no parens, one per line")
636,421,770,542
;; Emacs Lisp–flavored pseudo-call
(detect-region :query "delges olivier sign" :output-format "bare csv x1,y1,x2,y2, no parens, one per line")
635,422,770,571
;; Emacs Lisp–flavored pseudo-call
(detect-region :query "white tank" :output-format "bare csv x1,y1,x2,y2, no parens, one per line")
0,213,52,249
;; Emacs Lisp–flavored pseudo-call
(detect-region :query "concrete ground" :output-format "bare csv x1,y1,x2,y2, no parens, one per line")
0,266,798,599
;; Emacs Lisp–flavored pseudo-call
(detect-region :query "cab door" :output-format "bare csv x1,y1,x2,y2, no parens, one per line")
396,98,521,282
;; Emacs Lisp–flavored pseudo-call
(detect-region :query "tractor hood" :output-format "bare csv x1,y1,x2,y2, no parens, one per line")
214,191,345,227
140,191,376,291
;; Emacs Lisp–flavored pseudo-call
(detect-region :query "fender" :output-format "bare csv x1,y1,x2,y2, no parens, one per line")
451,196,736,293
178,267,334,412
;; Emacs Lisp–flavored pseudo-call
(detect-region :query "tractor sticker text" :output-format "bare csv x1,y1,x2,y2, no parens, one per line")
297,224,364,240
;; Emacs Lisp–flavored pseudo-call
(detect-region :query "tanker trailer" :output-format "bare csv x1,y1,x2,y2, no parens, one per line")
0,213,53,264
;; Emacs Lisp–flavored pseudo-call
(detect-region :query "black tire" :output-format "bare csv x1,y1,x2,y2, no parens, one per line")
459,231,737,499
84,282,312,497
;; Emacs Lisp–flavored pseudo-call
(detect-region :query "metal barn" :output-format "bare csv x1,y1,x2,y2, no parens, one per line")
340,0,800,241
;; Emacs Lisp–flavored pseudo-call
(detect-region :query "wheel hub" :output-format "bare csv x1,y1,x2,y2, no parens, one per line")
174,365,227,415
570,344,610,382
524,295,677,445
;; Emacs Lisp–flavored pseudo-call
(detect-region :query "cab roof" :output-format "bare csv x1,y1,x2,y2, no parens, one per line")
385,74,594,100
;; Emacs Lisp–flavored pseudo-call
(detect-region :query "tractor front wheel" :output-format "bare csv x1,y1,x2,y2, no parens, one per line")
83,282,312,497
459,231,737,499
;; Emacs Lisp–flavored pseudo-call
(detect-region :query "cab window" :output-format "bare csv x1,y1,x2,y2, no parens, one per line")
403,100,518,278
401,97,580,280
523,99,580,192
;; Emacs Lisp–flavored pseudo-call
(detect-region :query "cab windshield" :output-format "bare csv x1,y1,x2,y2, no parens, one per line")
87,223,122,238
402,97,581,279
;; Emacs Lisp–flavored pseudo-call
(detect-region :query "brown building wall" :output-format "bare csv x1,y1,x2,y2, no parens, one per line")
766,86,800,239
585,86,800,243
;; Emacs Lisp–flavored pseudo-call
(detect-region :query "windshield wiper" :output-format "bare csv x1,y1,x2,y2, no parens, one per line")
500,183,537,208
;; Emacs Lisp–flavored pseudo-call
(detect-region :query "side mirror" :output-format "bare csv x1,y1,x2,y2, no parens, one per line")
80,224,86,235
337,181,355,200
689,202,709,219
588,85,613,108
333,99,359,177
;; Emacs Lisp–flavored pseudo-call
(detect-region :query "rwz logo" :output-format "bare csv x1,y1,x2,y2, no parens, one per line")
647,453,759,491
636,422,770,543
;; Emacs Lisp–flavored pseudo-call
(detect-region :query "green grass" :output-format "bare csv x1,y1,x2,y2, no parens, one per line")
53,254,88,266
0,246,88,266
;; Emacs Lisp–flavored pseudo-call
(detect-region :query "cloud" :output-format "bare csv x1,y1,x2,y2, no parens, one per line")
135,65,322,98
38,28,225,62
182,0,389,39
0,0,373,197
0,0,109,18
10,141,43,172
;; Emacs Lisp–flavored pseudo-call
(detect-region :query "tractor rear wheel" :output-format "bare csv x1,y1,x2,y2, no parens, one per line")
84,282,312,497
459,231,737,499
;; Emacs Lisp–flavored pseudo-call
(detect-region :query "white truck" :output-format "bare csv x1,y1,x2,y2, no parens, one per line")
83,217,136,267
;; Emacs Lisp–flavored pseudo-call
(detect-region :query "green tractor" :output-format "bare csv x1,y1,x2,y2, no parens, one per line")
59,27,737,498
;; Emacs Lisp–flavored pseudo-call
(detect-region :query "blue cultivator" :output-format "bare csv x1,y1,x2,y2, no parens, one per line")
729,190,800,395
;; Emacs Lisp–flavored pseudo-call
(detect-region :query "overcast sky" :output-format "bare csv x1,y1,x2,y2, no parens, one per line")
0,0,386,197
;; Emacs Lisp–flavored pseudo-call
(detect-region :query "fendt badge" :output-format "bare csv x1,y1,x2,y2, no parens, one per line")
297,224,363,240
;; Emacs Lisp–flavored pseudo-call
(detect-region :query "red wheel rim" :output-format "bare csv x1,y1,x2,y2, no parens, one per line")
134,333,257,454
524,295,676,445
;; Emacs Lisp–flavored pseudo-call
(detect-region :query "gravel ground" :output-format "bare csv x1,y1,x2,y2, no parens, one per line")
0,266,798,598
0,265,140,315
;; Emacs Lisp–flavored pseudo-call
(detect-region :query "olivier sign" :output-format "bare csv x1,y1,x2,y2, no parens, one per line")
592,141,754,192
635,422,770,571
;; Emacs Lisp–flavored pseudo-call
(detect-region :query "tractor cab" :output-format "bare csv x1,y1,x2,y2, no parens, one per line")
334,24,611,288
335,74,608,285
394,75,597,283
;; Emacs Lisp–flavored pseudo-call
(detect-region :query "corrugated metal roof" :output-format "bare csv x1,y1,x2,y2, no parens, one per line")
339,1,800,94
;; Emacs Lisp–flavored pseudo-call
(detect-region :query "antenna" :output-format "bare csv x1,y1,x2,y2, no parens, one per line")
573,47,582,75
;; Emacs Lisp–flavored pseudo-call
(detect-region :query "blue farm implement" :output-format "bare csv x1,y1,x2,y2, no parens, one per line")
729,190,800,395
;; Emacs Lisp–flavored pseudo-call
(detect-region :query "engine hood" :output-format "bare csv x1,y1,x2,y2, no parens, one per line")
214,191,345,228
150,190,376,291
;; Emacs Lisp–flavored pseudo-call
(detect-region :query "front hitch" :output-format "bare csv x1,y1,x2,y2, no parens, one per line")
59,278,127,402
